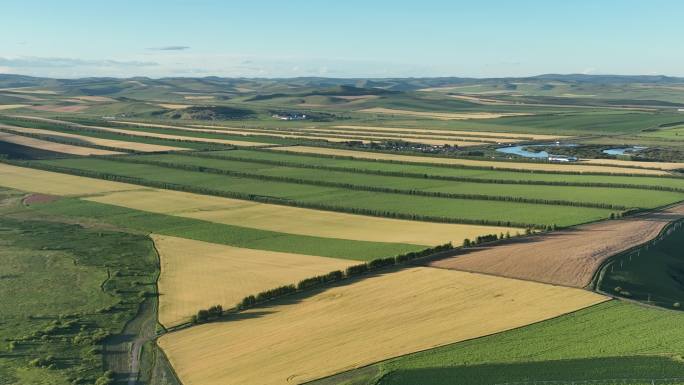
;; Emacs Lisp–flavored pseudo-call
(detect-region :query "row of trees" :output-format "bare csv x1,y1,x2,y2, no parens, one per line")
225,243,453,315
189,149,683,194
12,160,543,229
267,144,682,181
117,155,632,210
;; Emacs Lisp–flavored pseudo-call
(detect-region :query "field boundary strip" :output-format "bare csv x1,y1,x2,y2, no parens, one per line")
99,155,629,210
7,159,545,228
184,150,684,193
268,146,679,177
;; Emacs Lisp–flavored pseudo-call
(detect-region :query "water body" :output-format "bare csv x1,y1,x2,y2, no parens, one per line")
602,146,647,156
496,143,577,159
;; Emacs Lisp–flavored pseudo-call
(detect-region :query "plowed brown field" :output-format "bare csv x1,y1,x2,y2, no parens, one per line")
429,203,684,287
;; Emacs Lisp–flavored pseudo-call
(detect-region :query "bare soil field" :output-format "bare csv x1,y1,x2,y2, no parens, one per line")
86,189,519,246
333,125,569,140
158,267,606,385
0,163,143,196
0,124,189,152
0,131,122,155
271,146,670,175
154,234,355,327
357,107,532,120
429,203,684,287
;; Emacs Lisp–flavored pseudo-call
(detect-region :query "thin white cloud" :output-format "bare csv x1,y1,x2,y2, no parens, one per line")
147,46,191,51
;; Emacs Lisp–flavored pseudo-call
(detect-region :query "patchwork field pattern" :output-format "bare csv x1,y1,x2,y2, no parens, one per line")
154,234,355,327
0,131,122,155
430,203,684,287
158,267,607,385
271,146,672,175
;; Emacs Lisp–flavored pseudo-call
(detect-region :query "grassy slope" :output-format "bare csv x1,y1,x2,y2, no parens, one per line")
0,196,158,385
311,301,684,385
30,158,615,227
133,153,684,209
599,224,684,309
28,198,423,260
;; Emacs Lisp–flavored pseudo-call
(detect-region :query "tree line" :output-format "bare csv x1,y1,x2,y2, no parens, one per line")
266,146,684,183
190,243,454,324
12,159,545,229
104,155,630,210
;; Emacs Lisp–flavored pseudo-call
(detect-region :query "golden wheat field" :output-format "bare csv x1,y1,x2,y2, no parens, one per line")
271,146,670,175
578,158,684,171
115,120,376,144
357,107,531,120
0,104,29,110
153,234,355,327
0,163,143,196
0,124,189,152
0,131,122,156
86,189,519,246
292,127,520,144
9,115,273,147
158,267,607,385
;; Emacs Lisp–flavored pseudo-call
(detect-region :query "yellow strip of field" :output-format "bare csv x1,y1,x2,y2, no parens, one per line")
9,116,273,147
357,107,532,120
332,125,569,140
86,189,518,246
0,163,143,196
119,120,488,146
153,234,355,327
0,124,189,152
297,127,521,144
115,121,373,144
158,267,608,385
578,158,684,171
271,146,670,175
0,104,29,110
188,127,485,146
0,132,122,156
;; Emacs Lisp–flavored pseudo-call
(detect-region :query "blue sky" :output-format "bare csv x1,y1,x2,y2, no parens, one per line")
1,0,683,78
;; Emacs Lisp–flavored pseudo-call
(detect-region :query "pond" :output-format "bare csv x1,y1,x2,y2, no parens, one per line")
495,143,577,159
602,146,648,156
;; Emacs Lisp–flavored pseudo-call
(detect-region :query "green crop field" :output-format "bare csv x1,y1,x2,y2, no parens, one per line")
27,197,422,260
129,153,684,209
598,223,684,310
206,149,684,190
311,301,684,385
25,157,618,227
2,69,684,385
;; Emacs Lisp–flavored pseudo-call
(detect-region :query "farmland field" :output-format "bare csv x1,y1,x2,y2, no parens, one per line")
2,70,684,385
126,153,684,208
24,157,619,227
86,189,517,246
158,267,606,385
271,146,674,175
154,234,355,327
429,203,684,287
312,301,684,385
0,131,122,155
